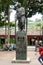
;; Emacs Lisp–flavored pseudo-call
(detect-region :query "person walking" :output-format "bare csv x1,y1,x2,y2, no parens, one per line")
38,43,43,65
35,40,39,52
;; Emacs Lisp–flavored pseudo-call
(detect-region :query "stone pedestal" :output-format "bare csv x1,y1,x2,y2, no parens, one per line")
16,30,27,60
12,30,31,63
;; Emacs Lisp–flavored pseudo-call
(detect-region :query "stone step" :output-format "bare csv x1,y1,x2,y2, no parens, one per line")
27,46,35,51
12,57,31,63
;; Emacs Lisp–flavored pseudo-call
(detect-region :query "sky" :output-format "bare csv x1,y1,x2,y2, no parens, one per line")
10,10,16,22
28,12,42,21
10,10,42,22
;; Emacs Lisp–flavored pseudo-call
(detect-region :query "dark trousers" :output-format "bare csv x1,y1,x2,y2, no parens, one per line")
38,55,43,64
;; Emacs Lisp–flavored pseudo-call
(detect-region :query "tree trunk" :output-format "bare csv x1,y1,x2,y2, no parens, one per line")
8,6,10,44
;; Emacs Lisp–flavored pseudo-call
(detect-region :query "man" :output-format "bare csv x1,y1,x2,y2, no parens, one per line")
38,43,43,65
35,40,39,52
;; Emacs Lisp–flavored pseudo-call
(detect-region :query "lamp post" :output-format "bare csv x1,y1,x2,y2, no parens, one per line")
7,6,10,44
8,5,16,44
7,5,13,44
42,26,43,45
42,7,43,44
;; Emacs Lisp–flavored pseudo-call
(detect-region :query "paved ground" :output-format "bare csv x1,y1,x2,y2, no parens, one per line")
0,50,41,65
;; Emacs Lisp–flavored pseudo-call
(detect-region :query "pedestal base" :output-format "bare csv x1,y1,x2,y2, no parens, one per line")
12,57,31,63
16,30,27,60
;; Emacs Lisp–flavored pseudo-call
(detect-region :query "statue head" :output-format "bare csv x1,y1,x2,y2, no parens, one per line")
14,2,21,10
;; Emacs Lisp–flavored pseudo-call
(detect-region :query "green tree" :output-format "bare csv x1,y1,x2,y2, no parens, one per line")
0,0,43,18
17,0,43,17
0,0,43,44
36,23,42,35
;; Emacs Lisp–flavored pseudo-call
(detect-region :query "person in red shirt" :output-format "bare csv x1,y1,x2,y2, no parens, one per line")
38,43,43,65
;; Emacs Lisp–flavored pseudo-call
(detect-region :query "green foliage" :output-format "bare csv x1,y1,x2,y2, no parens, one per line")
0,0,43,19
17,0,43,17
0,21,5,27
0,21,15,27
23,0,28,9
36,23,41,26
10,22,15,27
9,37,15,43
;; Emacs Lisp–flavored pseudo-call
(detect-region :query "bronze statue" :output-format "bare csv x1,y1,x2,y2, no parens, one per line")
14,2,26,31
